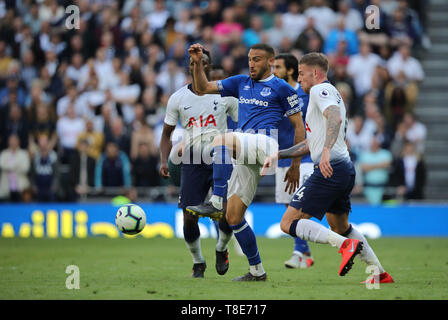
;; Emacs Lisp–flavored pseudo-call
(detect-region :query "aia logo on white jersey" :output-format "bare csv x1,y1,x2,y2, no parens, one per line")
187,115,216,127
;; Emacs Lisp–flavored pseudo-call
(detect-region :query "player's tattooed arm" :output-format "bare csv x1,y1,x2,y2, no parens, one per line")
323,105,342,150
278,140,310,159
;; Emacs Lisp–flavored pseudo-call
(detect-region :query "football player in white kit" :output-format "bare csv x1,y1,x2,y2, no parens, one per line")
263,53,394,283
272,53,315,269
159,49,238,278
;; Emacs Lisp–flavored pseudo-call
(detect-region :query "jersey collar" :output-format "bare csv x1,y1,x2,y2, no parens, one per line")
257,74,274,82
294,82,300,90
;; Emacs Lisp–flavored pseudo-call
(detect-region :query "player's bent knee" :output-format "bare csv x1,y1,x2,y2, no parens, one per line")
226,214,243,226
280,220,292,235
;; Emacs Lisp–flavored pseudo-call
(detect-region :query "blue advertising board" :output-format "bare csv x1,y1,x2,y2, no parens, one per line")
0,203,447,238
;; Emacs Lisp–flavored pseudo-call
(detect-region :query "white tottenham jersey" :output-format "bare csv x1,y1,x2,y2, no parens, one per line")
305,82,350,163
164,85,238,149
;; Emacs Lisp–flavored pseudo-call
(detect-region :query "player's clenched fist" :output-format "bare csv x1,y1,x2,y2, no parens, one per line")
188,43,203,63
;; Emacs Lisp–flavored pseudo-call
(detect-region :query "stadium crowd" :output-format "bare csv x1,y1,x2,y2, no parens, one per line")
0,0,428,204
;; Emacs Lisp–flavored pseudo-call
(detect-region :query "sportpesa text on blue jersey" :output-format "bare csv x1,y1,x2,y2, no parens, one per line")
217,74,301,135
278,83,312,167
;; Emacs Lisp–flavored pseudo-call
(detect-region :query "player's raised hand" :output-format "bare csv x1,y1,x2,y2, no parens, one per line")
261,153,278,176
188,43,204,63
319,148,333,178
159,162,171,179
284,165,300,194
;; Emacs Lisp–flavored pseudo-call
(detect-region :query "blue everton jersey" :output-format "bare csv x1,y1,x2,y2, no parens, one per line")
278,83,312,167
217,74,300,135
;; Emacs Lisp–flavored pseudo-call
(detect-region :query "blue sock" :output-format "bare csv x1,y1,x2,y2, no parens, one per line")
213,146,233,198
294,237,310,255
230,219,261,265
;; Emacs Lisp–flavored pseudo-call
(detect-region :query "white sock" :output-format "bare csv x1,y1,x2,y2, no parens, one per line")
249,263,265,276
210,195,223,210
185,238,204,264
292,250,304,257
347,226,385,273
216,228,233,252
296,219,346,248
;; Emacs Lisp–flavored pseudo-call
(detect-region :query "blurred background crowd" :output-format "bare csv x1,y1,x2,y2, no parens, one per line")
0,0,429,204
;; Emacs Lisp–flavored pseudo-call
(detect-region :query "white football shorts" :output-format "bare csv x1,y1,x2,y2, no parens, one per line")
227,132,278,207
275,162,315,204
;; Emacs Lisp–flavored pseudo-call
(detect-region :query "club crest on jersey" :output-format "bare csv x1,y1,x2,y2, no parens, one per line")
319,89,330,98
260,87,271,97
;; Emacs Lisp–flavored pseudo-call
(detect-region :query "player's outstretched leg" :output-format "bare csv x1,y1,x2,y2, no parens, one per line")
215,215,233,275
281,207,362,277
227,195,267,281
343,224,394,284
285,237,314,269
183,211,206,278
186,134,236,220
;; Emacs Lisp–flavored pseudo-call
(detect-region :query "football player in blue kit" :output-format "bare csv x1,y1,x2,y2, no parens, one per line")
187,43,305,281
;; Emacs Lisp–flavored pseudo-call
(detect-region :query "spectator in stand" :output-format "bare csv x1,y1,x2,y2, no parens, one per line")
329,62,356,114
111,70,141,124
0,74,27,109
31,134,58,202
292,17,324,54
390,120,408,158
392,141,426,200
201,0,222,28
0,103,29,150
385,43,424,119
323,18,359,56
242,15,263,48
0,40,13,80
131,142,159,188
304,0,336,38
56,104,85,164
56,84,79,118
388,7,418,48
28,102,57,157
262,14,286,49
358,0,391,50
65,53,85,84
347,42,382,100
95,141,131,191
130,120,157,161
70,138,96,198
213,6,244,51
145,0,170,32
0,134,30,202
104,116,131,156
346,115,373,159
402,112,427,154
76,119,104,160
282,1,307,42
359,136,393,205
156,59,187,96
335,0,363,32
20,50,38,92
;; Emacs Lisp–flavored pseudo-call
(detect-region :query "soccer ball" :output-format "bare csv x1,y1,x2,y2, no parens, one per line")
115,204,146,235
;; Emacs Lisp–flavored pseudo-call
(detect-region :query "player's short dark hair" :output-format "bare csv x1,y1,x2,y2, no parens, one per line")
249,43,275,57
299,52,329,73
275,53,299,80
202,48,212,65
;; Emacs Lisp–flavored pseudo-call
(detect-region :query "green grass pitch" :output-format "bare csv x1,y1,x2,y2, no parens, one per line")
0,237,447,300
